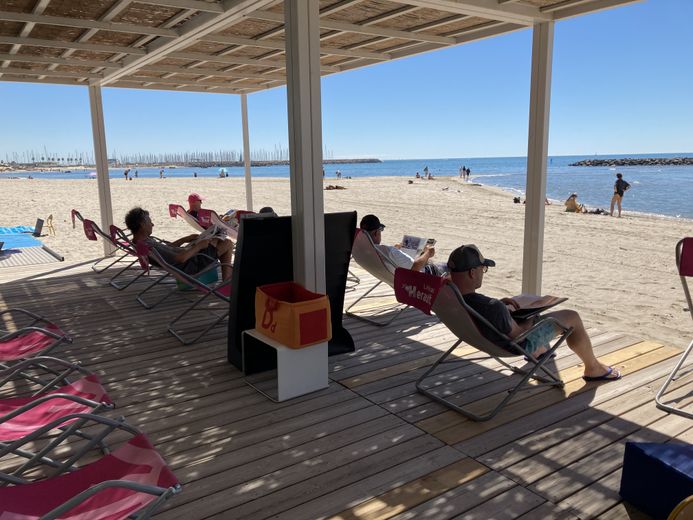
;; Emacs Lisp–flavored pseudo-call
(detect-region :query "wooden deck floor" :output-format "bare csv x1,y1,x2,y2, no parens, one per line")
0,261,690,519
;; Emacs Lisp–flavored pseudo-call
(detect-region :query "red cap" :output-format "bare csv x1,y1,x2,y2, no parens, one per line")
188,193,203,204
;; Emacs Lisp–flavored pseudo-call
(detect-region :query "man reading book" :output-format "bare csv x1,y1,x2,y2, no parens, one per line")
126,207,233,281
447,244,621,382
360,214,435,273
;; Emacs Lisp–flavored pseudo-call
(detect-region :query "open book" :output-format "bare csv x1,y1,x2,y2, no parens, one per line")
510,294,568,320
400,235,436,258
193,224,229,243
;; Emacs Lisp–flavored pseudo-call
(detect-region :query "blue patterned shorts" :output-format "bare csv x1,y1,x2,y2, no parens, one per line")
523,320,558,354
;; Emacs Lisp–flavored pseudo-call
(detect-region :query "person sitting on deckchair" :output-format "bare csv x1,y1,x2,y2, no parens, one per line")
447,244,621,382
125,207,233,281
564,193,584,213
360,214,436,273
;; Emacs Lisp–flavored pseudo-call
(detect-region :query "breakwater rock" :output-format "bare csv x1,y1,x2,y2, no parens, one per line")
570,157,693,167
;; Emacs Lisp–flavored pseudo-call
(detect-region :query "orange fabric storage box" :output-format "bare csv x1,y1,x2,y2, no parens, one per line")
255,281,332,349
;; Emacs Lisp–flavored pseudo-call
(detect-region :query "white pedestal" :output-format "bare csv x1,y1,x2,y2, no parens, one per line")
241,329,328,402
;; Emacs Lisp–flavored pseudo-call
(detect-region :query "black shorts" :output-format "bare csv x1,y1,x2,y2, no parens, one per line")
181,244,217,275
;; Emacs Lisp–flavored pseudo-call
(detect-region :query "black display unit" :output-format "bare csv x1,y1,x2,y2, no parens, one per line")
227,212,357,370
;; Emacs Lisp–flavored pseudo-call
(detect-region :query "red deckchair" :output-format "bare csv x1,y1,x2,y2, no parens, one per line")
0,309,72,369
0,416,181,520
655,237,693,419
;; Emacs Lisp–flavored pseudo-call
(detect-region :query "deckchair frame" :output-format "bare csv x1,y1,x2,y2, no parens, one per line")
416,281,570,422
146,248,232,344
0,414,181,519
655,237,693,419
0,310,73,370
0,356,92,397
345,230,408,326
73,210,134,274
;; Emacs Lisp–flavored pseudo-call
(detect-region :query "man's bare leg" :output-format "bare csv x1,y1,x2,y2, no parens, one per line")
215,240,234,281
545,309,620,378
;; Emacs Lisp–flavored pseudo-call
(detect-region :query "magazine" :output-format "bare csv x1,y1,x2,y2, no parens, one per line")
193,224,229,243
510,294,568,320
400,235,436,258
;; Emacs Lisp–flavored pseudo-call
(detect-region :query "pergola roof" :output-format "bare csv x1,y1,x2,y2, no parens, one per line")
0,0,638,95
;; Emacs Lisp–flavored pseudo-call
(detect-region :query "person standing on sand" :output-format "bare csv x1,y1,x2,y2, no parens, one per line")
134,169,138,178
610,172,631,217
159,168,164,179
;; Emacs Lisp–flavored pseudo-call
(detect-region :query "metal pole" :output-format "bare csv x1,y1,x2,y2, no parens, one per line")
88,84,115,256
241,93,253,211
284,0,325,293
522,22,554,295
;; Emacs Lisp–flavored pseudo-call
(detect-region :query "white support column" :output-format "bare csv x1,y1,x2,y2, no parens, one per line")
521,21,554,295
241,93,253,211
88,84,115,256
284,0,325,293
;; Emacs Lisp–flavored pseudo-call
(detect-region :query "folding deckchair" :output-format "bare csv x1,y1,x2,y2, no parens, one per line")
142,244,232,344
169,203,206,232
345,228,408,326
0,356,99,397
655,237,693,419
399,271,570,421
72,209,136,275
0,415,181,520
1,362,113,445
0,309,72,369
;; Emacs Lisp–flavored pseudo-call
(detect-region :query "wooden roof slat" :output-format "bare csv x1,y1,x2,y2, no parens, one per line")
134,0,225,14
0,10,179,37
0,35,146,55
143,64,285,80
392,0,550,25
250,9,456,45
0,65,101,79
0,51,122,68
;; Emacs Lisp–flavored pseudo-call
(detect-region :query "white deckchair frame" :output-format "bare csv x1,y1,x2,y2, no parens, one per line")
345,229,408,326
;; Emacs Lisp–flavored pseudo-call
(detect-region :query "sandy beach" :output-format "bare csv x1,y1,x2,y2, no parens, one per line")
1,175,690,350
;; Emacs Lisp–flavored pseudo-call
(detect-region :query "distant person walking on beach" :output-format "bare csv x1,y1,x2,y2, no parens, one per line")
123,169,128,181
134,169,138,178
159,168,164,179
610,172,631,217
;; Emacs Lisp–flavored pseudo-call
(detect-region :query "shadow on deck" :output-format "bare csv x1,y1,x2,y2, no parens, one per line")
0,261,689,519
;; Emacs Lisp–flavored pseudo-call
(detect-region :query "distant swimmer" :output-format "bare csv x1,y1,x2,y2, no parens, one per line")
610,172,631,217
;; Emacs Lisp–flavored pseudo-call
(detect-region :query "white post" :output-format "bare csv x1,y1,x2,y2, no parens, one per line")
284,0,325,293
88,84,115,256
241,93,253,211
521,22,554,295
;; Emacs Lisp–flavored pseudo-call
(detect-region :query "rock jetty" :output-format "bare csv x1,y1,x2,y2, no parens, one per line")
570,157,693,167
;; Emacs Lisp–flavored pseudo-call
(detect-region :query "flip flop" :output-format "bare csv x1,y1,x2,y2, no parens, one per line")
524,351,556,363
582,366,622,382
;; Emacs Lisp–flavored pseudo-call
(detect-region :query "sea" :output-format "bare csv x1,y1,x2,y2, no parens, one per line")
5,152,693,219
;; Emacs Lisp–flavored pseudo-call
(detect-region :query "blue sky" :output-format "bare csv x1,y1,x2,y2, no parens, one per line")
1,0,691,161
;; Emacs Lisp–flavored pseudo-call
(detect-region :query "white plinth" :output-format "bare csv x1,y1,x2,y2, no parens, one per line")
241,329,328,402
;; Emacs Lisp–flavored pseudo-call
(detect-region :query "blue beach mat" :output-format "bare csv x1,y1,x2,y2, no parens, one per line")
0,226,35,234
0,234,42,249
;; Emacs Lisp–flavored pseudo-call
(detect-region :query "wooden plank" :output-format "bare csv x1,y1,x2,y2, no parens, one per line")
160,432,443,519
455,356,683,457
515,501,581,519
387,471,519,520
477,369,687,470
267,447,464,520
417,342,679,445
449,486,545,519
328,458,487,520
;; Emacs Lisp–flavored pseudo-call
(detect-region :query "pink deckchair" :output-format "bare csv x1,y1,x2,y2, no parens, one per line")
0,417,180,520
139,243,232,344
0,374,113,442
655,237,693,419
72,210,134,275
0,309,72,368
168,203,205,232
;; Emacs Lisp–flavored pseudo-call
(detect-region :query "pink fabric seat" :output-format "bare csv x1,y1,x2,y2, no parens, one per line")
0,374,113,441
0,323,69,362
0,433,180,520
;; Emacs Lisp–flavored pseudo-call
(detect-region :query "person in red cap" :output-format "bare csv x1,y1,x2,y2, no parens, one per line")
447,244,621,382
187,193,204,220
